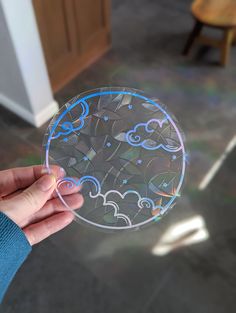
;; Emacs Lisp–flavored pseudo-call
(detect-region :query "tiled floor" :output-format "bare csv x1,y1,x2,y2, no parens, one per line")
1,0,236,312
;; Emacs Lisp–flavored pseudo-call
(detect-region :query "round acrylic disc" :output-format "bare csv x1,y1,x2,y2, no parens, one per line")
43,87,186,231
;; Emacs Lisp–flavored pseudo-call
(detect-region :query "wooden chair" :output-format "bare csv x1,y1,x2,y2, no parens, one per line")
183,0,236,66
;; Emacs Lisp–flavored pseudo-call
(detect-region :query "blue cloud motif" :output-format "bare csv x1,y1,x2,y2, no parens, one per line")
57,175,164,228
51,100,89,140
126,118,182,152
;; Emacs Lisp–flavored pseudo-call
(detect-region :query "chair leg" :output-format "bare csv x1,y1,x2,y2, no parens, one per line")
220,28,234,66
233,28,236,45
182,20,203,55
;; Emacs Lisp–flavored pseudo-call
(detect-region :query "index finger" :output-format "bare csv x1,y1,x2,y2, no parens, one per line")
0,165,64,197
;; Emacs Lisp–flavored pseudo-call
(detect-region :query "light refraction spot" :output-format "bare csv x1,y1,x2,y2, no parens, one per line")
42,87,186,231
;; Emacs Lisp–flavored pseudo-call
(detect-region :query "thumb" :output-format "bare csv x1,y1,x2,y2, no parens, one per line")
1,174,56,225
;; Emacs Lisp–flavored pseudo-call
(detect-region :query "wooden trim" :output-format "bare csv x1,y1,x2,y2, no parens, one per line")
52,44,111,93
33,0,111,93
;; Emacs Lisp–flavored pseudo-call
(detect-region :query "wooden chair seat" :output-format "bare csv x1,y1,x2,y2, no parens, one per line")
192,0,236,28
183,0,236,66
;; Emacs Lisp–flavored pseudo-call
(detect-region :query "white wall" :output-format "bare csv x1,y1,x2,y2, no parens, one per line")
0,0,58,127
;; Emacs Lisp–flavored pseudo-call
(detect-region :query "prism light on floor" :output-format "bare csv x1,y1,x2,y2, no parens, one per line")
152,215,209,256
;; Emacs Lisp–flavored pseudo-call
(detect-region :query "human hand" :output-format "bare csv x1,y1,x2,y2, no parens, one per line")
0,165,83,245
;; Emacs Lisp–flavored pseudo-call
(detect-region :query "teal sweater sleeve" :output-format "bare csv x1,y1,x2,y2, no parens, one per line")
0,212,31,302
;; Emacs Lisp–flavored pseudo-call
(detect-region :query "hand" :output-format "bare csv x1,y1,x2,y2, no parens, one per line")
0,165,83,245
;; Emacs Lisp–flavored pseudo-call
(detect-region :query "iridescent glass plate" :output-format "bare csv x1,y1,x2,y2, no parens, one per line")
43,87,186,231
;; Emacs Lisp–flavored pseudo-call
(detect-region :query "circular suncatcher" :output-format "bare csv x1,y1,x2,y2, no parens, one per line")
43,87,186,231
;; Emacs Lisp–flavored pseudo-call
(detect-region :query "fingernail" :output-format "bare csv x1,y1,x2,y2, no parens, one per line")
41,167,49,175
37,174,56,192
59,167,66,177
65,212,74,223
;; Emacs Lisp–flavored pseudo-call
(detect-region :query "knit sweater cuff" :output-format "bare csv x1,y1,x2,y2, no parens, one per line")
0,212,31,302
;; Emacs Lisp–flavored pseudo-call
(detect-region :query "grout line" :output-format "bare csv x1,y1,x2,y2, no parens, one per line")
198,135,236,191
139,266,174,313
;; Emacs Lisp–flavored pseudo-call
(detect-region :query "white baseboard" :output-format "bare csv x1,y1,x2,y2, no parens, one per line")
0,93,59,127
33,99,59,127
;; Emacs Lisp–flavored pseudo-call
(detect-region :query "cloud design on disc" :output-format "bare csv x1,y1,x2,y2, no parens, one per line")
126,118,182,152
57,175,164,227
51,100,89,139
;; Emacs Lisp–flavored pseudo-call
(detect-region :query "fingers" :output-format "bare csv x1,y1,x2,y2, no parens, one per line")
3,176,81,201
0,174,57,224
23,211,74,245
0,165,64,197
21,193,83,227
2,189,22,200
56,181,82,197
